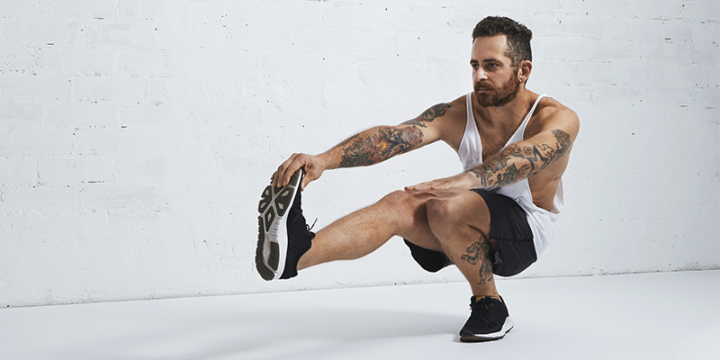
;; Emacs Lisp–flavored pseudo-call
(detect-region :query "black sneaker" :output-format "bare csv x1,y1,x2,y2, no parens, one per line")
256,169,314,281
459,296,514,342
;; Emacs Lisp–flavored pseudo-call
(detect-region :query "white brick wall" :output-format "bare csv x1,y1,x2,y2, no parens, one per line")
0,0,718,307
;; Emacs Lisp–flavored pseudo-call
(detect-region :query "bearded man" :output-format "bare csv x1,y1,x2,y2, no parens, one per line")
256,16,580,342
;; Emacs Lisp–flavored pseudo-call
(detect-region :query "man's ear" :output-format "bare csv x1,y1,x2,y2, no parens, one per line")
517,60,532,83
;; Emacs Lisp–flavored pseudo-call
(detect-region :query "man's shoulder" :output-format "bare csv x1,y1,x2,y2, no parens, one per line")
416,94,469,123
523,95,579,140
534,96,579,127
414,94,470,150
442,94,469,119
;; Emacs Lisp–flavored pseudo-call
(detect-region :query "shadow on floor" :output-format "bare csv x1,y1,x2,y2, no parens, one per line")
66,307,465,360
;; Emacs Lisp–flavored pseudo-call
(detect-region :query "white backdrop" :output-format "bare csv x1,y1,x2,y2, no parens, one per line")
0,0,718,307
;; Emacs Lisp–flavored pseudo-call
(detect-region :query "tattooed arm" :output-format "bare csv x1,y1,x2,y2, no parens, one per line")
335,103,451,167
468,128,573,188
405,106,579,199
272,103,454,190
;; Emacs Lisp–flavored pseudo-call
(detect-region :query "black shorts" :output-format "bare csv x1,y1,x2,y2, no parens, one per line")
404,189,537,277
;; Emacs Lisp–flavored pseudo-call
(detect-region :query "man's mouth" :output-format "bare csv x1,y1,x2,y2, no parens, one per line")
475,84,494,92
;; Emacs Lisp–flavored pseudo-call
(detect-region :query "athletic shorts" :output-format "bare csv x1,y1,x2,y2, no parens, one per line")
404,189,537,277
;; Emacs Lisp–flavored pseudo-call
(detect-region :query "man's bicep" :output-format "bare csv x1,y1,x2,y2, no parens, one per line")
529,128,572,168
401,103,452,128
519,112,578,169
399,101,457,145
534,107,579,143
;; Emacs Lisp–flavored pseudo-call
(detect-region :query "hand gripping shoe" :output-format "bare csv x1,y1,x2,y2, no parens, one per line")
256,169,313,281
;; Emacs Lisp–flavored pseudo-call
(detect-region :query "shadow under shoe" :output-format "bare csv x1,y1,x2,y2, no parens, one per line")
459,296,514,342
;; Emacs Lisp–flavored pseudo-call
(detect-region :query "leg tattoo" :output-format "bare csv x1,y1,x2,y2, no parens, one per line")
460,235,494,285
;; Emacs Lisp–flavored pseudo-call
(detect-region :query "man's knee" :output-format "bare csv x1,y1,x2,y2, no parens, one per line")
426,192,490,237
426,198,454,231
378,190,413,208
376,190,418,226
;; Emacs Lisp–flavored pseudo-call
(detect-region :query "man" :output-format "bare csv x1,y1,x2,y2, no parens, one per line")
256,16,579,342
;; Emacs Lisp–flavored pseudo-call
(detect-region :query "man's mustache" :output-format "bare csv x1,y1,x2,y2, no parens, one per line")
475,82,494,91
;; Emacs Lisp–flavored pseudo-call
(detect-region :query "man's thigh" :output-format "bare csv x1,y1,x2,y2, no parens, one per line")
427,189,492,238
395,197,442,252
401,189,492,252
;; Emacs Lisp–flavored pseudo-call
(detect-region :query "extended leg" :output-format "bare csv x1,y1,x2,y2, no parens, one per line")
257,168,444,281
298,190,442,270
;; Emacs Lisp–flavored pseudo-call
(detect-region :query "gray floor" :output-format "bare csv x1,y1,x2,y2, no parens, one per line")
1,270,718,360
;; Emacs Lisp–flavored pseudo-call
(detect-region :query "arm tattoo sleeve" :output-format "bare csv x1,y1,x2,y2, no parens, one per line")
335,103,449,168
401,103,451,128
470,129,572,188
338,126,424,167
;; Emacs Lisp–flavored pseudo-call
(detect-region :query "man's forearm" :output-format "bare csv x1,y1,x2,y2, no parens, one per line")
468,148,527,189
320,125,425,169
468,129,572,189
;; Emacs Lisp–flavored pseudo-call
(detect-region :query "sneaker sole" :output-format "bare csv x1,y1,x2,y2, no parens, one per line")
255,169,302,281
459,317,514,342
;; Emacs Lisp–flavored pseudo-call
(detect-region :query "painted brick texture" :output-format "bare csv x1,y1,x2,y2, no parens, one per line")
0,0,718,307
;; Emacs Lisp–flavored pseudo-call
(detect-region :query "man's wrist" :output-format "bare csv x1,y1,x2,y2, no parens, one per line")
466,167,490,189
316,152,335,171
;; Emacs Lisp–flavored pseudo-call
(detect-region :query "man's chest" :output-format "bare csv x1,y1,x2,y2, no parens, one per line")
478,126,519,162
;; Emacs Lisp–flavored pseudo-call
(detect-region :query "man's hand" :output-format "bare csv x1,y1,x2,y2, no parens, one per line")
271,153,327,191
404,172,476,200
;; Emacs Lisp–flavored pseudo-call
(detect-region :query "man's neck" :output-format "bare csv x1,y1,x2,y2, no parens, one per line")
473,88,538,130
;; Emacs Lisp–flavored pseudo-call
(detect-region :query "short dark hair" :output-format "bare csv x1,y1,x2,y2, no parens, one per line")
472,16,533,66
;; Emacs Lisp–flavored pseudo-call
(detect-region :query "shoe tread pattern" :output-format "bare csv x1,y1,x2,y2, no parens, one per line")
255,170,302,281
255,216,275,280
274,170,300,217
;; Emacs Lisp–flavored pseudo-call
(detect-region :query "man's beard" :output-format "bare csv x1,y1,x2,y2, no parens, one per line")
474,72,521,108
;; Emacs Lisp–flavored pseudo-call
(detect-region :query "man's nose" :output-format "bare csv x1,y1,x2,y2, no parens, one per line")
474,68,488,82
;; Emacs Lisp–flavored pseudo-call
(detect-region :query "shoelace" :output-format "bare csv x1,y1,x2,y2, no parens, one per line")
469,298,499,326
470,301,490,311
307,218,318,232
470,296,493,308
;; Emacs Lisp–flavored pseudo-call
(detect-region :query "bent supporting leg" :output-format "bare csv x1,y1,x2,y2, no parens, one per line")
425,192,499,298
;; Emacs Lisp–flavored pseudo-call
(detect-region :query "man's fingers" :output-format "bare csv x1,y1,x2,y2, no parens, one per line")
274,154,301,187
405,177,466,200
300,166,322,191
405,183,434,196
414,193,437,200
272,153,317,190
406,180,439,192
301,177,309,191
271,153,326,191
404,186,437,200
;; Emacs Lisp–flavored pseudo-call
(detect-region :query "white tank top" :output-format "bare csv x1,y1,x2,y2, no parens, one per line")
458,93,564,256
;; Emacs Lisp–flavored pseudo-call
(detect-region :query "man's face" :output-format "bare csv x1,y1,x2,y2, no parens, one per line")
470,35,521,108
